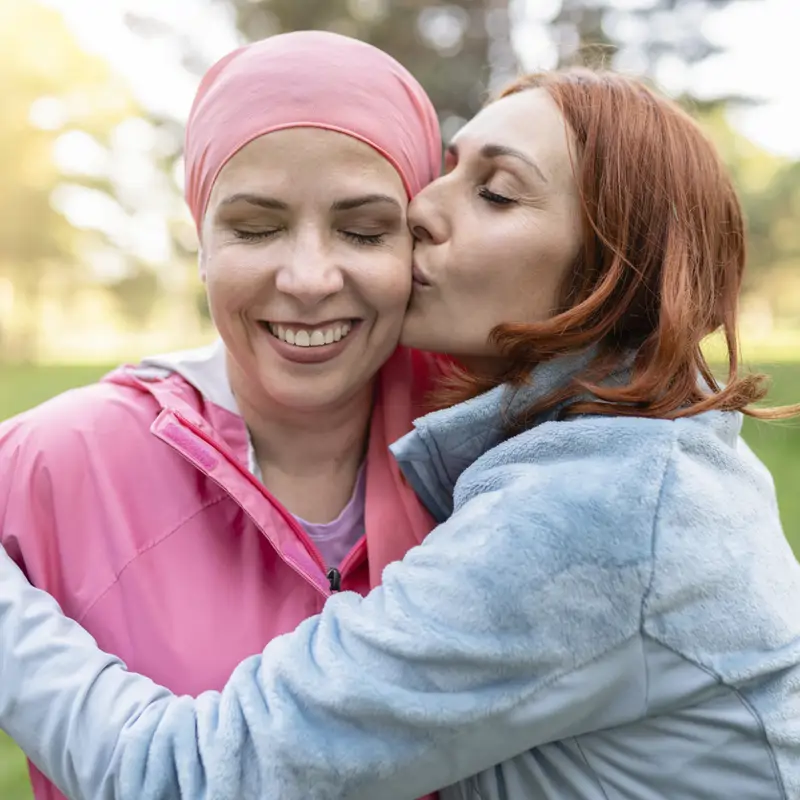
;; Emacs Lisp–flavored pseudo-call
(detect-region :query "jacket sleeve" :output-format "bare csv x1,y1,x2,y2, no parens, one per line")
0,410,83,600
0,451,660,800
0,416,44,572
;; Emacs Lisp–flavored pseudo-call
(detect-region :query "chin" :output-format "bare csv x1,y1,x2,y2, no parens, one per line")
258,363,375,414
263,380,350,413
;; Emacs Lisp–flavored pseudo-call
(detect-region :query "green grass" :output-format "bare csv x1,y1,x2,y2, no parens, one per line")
0,364,115,419
739,362,800,546
0,360,797,797
0,732,31,800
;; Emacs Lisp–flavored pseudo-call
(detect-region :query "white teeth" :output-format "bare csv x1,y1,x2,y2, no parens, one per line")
267,321,353,348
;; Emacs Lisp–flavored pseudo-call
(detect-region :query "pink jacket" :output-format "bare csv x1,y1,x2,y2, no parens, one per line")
0,344,439,800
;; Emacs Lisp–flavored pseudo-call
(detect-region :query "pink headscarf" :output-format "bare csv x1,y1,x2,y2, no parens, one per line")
184,30,442,232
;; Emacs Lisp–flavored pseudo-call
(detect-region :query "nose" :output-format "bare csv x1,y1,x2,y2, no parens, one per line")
275,232,344,305
408,182,448,245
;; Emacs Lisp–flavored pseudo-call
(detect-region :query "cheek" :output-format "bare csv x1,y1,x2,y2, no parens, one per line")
450,219,575,324
532,224,581,286
359,252,413,316
204,248,269,311
512,228,580,317
448,226,504,295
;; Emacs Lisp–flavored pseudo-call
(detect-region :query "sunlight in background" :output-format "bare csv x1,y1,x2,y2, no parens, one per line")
40,0,238,121
41,0,800,158
516,0,800,159
697,0,800,158
28,0,798,274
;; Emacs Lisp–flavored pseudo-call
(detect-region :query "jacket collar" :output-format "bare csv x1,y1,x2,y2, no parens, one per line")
390,348,629,521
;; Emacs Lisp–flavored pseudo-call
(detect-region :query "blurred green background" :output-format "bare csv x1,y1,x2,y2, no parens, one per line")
2,0,799,795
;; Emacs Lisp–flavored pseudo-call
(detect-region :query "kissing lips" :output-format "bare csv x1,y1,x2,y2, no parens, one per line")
412,263,431,287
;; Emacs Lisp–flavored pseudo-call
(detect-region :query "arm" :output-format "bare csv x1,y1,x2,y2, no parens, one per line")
0,454,659,800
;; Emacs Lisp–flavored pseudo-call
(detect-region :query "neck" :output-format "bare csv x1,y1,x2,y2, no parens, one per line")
228,359,373,486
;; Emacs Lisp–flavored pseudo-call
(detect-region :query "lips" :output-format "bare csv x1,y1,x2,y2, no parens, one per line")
258,319,362,365
265,320,353,347
412,263,431,286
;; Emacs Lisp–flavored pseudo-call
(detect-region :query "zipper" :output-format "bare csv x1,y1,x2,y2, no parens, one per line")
326,567,342,592
327,534,367,591
322,521,370,594
170,411,332,589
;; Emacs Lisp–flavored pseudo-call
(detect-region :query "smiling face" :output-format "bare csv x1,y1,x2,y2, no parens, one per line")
200,127,411,413
401,89,583,364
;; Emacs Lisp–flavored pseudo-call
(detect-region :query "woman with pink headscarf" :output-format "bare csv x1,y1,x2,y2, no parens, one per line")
0,30,442,800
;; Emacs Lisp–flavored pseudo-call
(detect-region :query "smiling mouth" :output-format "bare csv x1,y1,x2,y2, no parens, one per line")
263,320,355,348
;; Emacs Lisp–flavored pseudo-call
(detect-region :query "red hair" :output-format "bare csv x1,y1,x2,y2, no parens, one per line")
437,68,799,427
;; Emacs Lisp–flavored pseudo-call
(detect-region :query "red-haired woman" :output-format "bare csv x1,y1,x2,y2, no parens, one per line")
2,68,799,800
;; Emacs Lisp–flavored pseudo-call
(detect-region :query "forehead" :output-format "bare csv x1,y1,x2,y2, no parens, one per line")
212,127,407,199
453,89,573,170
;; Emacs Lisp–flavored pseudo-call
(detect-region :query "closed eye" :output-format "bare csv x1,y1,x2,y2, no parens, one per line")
478,186,515,206
341,231,386,246
233,228,282,241
232,228,386,246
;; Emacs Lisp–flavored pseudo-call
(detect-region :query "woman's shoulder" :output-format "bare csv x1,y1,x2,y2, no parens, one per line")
439,415,675,595
464,407,795,622
452,410,777,562
456,413,678,511
0,367,175,472
463,408,763,498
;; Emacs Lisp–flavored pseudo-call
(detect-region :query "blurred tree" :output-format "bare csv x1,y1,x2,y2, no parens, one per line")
125,0,515,143
740,157,800,323
121,0,766,175
696,106,800,323
551,0,750,100
105,267,161,328
225,0,765,118
0,0,137,359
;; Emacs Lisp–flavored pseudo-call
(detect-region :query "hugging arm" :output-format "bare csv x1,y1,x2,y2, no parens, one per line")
0,457,649,800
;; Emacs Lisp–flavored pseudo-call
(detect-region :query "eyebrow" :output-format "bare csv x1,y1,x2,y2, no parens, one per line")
218,192,402,213
446,142,549,184
331,194,402,212
219,193,287,210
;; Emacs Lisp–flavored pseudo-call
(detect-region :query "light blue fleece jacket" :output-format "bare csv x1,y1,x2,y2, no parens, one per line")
0,351,799,800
